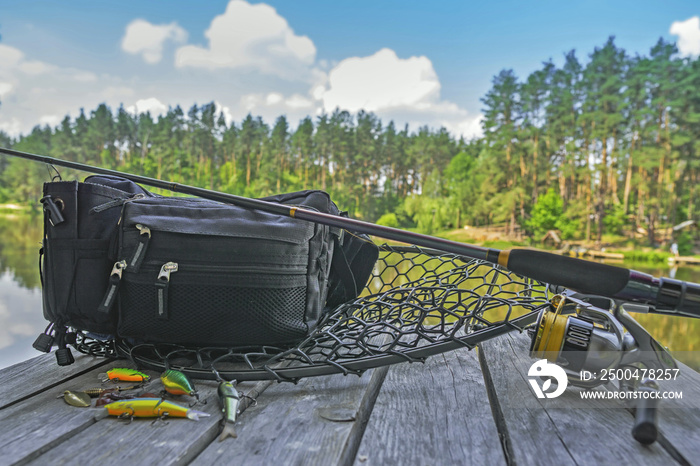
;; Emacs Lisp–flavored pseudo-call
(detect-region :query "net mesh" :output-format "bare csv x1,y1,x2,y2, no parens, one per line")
76,245,552,381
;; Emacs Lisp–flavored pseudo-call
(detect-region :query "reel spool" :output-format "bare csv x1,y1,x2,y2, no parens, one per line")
528,293,677,389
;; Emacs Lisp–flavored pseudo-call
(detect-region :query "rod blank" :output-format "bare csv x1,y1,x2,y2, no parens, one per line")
2,146,698,317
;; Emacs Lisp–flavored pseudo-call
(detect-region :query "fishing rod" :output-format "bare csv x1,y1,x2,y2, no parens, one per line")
1,146,698,318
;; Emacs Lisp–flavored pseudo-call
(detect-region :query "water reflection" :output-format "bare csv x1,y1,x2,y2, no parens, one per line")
0,211,45,368
0,272,43,368
0,210,699,372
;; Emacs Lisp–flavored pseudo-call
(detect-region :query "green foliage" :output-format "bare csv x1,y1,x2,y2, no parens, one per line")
525,189,563,238
402,170,457,233
2,34,700,245
0,104,462,222
557,199,588,240
603,203,628,235
676,231,695,256
404,195,455,234
623,249,671,263
376,213,399,228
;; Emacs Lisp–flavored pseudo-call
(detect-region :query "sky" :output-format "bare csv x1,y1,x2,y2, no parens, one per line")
1,0,699,140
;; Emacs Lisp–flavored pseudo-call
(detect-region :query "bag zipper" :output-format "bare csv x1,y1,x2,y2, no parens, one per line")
128,224,151,271
91,193,146,214
139,260,307,275
135,260,305,321
98,260,127,314
155,262,178,320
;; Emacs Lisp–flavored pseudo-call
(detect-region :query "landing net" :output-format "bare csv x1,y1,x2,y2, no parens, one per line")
77,245,551,381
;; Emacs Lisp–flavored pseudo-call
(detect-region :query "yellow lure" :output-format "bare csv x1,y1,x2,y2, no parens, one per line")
103,398,210,420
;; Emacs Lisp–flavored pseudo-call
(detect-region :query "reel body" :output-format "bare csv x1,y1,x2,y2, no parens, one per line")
528,291,679,445
529,292,677,389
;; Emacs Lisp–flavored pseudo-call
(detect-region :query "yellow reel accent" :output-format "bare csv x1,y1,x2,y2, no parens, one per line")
530,295,569,361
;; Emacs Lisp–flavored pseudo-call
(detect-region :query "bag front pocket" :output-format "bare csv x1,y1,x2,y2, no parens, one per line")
118,261,310,347
44,238,115,333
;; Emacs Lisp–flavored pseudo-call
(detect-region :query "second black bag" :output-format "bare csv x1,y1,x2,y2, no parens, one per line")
113,193,338,347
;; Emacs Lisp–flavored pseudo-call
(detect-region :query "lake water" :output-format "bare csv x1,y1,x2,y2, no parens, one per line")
1,211,699,371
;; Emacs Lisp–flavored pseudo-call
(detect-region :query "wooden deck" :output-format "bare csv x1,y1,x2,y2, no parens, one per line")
2,332,699,465
668,256,700,266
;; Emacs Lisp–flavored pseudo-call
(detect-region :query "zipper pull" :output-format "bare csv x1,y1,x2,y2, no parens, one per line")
33,323,56,353
129,224,151,271
40,195,65,226
155,262,178,320
54,325,75,366
91,193,146,214
98,260,127,314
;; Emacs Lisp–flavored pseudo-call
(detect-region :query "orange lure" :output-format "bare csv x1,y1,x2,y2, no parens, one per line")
100,368,151,383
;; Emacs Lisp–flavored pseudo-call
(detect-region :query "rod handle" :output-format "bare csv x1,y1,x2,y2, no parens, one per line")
503,249,630,297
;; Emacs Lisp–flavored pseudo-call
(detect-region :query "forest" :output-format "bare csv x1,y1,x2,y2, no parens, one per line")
1,37,699,250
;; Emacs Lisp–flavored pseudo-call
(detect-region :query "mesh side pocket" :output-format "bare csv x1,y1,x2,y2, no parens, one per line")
118,280,309,346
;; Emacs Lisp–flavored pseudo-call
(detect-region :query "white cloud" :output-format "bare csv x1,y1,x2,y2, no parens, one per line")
0,42,138,136
0,118,22,136
101,86,136,100
0,44,24,67
19,61,55,76
73,71,98,83
670,16,700,58
175,0,316,80
39,115,61,127
285,94,313,109
122,19,188,64
322,48,440,112
0,82,13,98
266,92,283,105
319,48,482,138
0,4,481,140
214,101,234,126
126,97,168,116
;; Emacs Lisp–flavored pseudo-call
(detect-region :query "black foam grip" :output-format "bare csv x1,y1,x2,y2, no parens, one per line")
506,249,630,297
658,278,700,317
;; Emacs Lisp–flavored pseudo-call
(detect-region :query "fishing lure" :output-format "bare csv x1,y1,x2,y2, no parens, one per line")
96,391,137,407
217,380,241,440
83,385,138,398
99,368,150,383
103,398,210,421
95,391,161,407
59,390,91,407
160,369,199,400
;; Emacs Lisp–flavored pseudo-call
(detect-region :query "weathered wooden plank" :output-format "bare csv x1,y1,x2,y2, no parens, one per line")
479,333,676,465
0,363,121,465
636,360,700,464
24,371,272,466
354,348,506,466
0,352,110,410
191,367,388,466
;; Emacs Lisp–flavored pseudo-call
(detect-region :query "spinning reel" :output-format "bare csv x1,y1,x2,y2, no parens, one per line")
528,289,678,444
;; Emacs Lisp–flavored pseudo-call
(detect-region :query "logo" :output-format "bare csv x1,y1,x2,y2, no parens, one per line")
528,359,568,399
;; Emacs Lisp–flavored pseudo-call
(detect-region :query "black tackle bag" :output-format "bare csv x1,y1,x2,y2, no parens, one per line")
36,175,378,363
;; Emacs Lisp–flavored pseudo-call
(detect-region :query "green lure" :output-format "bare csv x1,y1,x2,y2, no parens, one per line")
161,369,199,400
217,380,240,441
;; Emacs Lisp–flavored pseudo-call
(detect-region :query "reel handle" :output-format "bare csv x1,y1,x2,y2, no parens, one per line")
631,380,660,445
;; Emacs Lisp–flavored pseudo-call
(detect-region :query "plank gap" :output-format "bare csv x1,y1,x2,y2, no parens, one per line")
0,357,113,411
338,365,390,466
478,344,516,466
